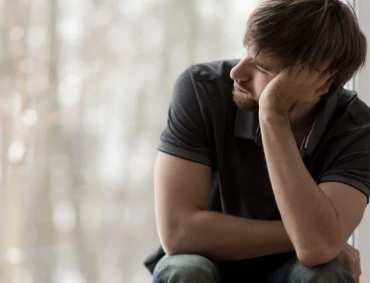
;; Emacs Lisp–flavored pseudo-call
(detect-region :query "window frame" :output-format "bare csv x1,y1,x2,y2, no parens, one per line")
353,0,370,281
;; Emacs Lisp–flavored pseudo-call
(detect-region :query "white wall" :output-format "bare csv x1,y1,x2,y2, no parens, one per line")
355,0,370,282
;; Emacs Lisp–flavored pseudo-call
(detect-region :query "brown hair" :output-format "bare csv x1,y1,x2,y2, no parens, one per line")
244,0,367,90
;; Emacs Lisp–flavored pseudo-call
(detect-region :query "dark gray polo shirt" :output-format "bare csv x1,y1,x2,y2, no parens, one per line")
145,60,370,282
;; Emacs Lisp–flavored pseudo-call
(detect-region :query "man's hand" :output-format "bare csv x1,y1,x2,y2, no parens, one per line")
259,62,334,116
338,243,361,283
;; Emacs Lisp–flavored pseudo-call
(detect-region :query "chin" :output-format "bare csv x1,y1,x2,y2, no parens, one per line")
232,91,259,112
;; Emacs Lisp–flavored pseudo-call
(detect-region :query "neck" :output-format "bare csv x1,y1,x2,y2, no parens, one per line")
289,98,321,145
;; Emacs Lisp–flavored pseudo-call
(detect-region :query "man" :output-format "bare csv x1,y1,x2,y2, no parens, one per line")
144,0,369,282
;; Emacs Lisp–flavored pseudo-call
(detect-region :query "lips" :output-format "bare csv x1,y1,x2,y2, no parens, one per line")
233,82,251,94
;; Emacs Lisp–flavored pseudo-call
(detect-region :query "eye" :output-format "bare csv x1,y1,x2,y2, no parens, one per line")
255,64,267,73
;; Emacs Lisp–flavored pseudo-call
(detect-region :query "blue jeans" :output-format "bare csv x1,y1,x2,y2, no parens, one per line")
153,254,355,283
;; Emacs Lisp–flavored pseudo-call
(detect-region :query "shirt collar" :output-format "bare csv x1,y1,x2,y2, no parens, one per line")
302,90,338,157
234,109,262,145
233,89,339,157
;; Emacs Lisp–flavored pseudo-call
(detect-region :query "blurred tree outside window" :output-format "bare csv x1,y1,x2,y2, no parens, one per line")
0,0,260,282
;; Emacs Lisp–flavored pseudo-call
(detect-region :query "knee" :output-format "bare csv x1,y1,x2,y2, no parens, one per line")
290,258,354,283
153,254,219,283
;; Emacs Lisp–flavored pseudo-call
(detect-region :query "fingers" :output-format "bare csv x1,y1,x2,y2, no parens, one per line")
282,64,302,77
348,245,361,283
317,68,336,87
348,251,359,283
359,250,362,277
355,249,361,283
285,60,335,85
291,63,334,88
317,59,333,74
339,244,361,283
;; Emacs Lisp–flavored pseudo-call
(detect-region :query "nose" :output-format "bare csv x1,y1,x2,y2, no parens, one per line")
230,57,252,83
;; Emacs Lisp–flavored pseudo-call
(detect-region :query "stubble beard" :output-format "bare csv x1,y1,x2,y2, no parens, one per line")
232,90,259,112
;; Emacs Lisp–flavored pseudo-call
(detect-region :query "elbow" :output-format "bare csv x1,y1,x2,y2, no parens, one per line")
157,210,202,256
297,245,337,267
295,229,343,267
161,233,183,256
158,221,188,256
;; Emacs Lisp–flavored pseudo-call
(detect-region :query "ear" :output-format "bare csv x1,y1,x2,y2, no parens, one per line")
315,78,334,97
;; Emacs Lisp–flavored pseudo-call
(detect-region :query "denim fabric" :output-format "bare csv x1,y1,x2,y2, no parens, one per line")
153,254,219,283
266,255,355,283
153,254,355,283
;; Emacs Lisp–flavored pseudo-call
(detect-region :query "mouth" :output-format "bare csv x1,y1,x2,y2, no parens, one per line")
233,82,251,95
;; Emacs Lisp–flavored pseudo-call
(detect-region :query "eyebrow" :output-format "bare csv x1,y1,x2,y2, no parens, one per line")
244,44,274,72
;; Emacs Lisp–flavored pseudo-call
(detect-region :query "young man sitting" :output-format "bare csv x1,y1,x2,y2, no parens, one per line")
145,0,369,282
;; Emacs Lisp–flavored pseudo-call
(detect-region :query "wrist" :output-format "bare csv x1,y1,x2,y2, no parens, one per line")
259,106,290,126
259,94,291,118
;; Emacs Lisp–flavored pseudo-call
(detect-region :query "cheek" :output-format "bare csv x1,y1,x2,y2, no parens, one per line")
254,75,272,97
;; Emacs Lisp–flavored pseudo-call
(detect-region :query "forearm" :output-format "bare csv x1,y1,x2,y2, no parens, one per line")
164,210,294,261
259,113,340,260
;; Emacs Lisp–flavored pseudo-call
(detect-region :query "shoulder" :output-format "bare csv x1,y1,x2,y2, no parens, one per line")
172,59,238,113
337,89,370,126
323,89,370,155
317,90,370,201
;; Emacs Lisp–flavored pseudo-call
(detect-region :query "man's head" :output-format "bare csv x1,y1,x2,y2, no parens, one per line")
231,0,367,112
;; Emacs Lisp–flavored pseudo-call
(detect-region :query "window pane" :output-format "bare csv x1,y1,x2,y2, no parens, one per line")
0,1,259,283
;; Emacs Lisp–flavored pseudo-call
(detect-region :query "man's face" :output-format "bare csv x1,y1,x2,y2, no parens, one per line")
230,48,280,112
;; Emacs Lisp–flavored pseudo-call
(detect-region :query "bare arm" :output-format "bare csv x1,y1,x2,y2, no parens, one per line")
154,152,294,261
259,113,366,267
256,63,367,267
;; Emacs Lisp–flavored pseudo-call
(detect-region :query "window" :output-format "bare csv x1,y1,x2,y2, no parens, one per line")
0,1,259,282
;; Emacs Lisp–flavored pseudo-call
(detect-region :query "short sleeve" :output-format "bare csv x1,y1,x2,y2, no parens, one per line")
158,68,212,166
319,126,370,203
